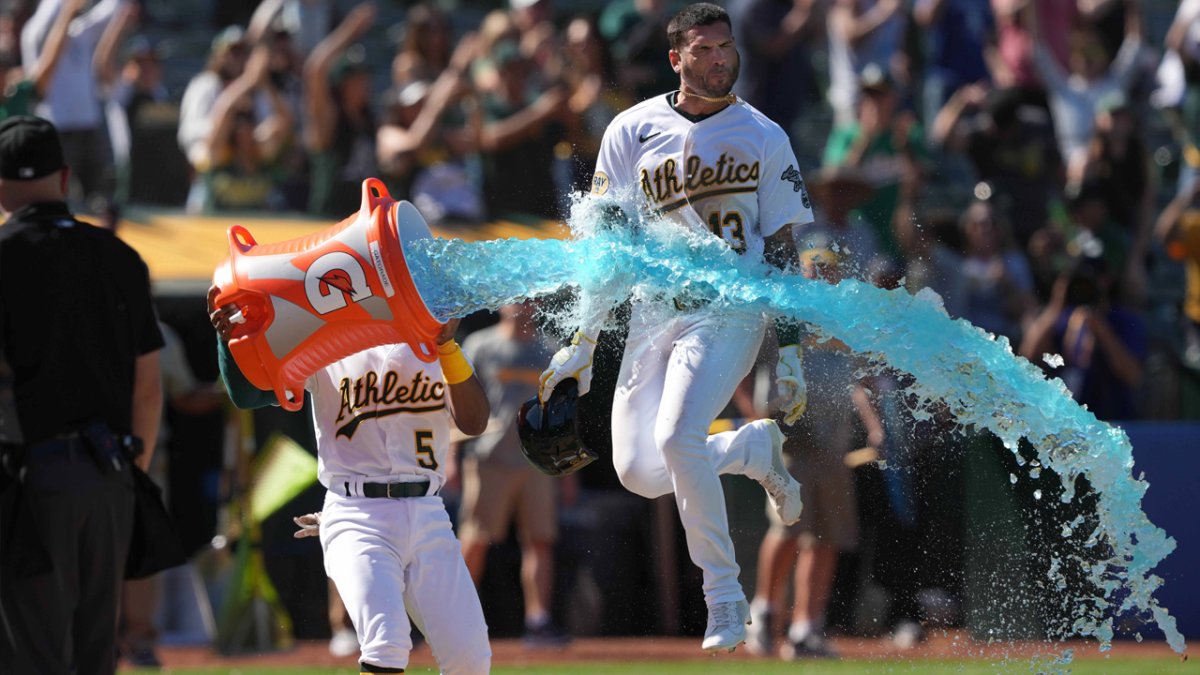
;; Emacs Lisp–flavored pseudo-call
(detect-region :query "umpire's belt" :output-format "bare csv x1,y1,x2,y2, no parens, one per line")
24,432,106,460
26,432,87,454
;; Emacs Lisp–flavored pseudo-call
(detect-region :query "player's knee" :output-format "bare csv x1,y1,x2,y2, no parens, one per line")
614,459,657,498
655,425,707,466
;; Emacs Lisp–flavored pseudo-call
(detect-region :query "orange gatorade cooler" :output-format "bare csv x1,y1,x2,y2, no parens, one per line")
211,178,444,411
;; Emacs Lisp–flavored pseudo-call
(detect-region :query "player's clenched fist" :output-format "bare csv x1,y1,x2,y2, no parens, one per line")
775,344,808,425
538,329,598,403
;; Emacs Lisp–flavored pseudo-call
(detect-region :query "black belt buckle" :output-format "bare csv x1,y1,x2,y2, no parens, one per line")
389,482,426,498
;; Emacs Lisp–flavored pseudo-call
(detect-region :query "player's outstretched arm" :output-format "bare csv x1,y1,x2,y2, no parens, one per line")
437,320,490,437
764,225,808,424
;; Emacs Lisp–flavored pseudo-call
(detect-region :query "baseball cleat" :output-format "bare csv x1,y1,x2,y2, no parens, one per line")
523,621,571,649
760,420,803,525
780,632,838,660
701,599,751,653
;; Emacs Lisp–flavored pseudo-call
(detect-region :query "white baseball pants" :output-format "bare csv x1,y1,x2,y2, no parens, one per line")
320,491,491,674
611,304,774,606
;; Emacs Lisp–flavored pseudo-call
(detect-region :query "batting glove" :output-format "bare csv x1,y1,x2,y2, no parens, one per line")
293,512,321,539
776,344,808,425
539,329,598,403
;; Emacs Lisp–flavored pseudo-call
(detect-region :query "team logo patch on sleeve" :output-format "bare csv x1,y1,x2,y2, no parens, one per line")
781,164,811,208
591,171,610,196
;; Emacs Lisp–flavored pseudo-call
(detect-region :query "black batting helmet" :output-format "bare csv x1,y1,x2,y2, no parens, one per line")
516,379,597,477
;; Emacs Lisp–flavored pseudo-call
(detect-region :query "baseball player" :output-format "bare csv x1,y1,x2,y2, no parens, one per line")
538,3,812,654
208,287,491,675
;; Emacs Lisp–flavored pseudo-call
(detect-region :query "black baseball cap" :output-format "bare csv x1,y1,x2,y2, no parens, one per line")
0,116,65,181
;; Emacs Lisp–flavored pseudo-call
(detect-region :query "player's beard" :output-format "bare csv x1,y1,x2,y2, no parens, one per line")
682,56,739,99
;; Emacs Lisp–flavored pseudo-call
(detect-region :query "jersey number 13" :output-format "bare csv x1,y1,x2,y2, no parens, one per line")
708,210,746,254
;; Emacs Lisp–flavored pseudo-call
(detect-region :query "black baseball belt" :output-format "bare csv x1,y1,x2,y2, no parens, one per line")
345,480,434,498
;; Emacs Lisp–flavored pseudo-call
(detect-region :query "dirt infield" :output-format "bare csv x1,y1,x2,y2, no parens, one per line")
140,631,1183,670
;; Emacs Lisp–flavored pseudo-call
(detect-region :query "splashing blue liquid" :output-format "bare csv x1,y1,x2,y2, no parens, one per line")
404,203,1185,654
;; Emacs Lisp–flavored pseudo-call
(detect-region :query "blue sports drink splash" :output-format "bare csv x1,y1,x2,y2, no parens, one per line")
404,198,1185,654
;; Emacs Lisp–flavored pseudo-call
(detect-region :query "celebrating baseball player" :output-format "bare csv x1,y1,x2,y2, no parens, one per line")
208,287,492,675
538,2,813,655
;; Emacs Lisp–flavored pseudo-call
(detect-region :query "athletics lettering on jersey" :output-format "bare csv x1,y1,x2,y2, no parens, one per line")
639,152,760,212
335,368,446,439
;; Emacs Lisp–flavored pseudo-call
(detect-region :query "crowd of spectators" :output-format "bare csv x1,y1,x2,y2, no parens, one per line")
4,0,1198,659
8,0,1188,420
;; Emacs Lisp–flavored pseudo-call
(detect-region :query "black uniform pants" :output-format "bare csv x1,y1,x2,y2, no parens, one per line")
1,439,134,675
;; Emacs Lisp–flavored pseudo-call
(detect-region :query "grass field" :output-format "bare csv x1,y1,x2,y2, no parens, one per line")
124,634,1192,674
125,658,1195,674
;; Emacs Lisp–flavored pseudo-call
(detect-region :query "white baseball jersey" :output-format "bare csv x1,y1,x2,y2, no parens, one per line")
308,342,491,672
591,92,814,608
308,343,451,491
589,92,814,259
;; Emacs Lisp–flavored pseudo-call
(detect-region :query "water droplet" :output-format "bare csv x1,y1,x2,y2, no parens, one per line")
1009,473,1018,484
1034,489,1043,500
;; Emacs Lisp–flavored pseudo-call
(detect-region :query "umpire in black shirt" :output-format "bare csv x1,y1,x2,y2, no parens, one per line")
0,116,163,674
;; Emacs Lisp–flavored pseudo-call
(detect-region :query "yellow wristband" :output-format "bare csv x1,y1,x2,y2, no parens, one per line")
437,340,474,385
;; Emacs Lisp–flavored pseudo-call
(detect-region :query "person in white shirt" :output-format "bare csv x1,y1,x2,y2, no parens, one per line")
20,0,124,211
1025,0,1144,166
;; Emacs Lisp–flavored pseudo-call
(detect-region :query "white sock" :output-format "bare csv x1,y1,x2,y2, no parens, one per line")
788,621,812,643
749,598,773,617
791,615,827,642
526,611,550,630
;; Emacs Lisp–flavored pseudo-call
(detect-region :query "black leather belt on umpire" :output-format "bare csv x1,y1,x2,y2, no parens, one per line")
358,480,434,498
25,432,89,455
14,423,136,474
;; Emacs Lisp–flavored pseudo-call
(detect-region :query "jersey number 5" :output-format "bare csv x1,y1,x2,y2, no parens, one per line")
415,430,438,470
708,210,747,254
